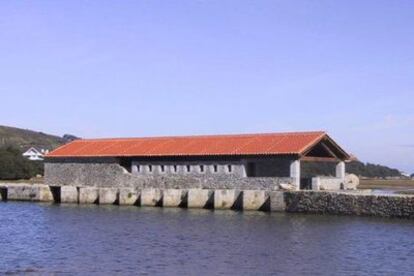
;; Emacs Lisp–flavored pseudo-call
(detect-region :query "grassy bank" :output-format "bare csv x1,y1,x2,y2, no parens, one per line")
358,179,414,190
0,178,44,184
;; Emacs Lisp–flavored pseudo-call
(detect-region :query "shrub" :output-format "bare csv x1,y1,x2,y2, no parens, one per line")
0,146,43,180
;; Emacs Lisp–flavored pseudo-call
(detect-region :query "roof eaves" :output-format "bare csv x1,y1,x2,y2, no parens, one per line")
45,152,301,158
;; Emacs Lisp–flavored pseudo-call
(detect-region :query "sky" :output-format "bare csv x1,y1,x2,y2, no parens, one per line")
0,1,413,173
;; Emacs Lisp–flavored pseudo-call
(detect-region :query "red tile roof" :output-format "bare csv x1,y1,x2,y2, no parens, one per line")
47,131,343,158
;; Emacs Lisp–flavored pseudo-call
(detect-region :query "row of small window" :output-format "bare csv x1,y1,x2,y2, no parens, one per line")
132,164,234,174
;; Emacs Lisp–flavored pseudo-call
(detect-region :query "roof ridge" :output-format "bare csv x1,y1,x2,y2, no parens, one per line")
74,131,327,142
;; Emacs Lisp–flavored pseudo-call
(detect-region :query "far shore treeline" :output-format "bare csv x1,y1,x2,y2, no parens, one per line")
301,161,402,179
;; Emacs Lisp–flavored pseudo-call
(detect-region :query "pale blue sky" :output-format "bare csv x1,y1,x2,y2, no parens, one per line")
0,1,413,173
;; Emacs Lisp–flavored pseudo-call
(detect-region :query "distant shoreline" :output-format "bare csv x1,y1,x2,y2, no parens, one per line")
358,179,414,190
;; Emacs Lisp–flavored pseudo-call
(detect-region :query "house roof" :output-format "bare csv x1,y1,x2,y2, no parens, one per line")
22,147,43,155
46,131,350,160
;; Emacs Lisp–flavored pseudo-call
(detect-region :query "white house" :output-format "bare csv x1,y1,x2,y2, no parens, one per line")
22,147,49,161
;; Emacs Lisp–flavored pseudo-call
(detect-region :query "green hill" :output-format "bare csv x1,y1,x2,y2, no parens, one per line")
0,125,79,180
0,125,67,151
0,146,44,180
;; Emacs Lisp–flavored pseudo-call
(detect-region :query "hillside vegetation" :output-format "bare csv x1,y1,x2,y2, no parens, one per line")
0,125,78,180
346,161,402,178
0,146,43,180
302,161,402,178
0,125,67,150
358,179,414,190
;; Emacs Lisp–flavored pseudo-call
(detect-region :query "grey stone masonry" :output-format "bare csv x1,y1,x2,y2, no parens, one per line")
243,190,267,211
1,184,414,218
187,189,213,209
141,188,162,206
119,187,140,205
79,187,98,204
99,188,118,205
311,177,344,191
214,190,241,210
60,186,78,203
45,160,293,191
162,189,186,207
269,191,286,212
284,191,414,218
131,161,246,178
2,184,53,202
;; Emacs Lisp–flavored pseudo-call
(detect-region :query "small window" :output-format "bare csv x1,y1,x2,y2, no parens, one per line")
137,165,141,173
227,165,232,173
173,165,178,173
148,165,152,172
161,165,165,172
186,165,191,172
213,165,218,173
200,165,204,173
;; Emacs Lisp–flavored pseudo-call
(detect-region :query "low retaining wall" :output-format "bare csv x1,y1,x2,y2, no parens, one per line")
284,191,414,219
1,183,414,219
0,183,54,202
312,177,344,190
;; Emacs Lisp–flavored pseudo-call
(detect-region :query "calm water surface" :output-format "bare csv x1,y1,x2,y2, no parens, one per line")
0,202,413,275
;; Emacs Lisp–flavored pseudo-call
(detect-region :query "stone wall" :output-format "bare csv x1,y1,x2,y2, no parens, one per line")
131,161,246,177
311,177,344,190
2,183,414,219
0,183,54,202
284,191,414,219
45,160,293,191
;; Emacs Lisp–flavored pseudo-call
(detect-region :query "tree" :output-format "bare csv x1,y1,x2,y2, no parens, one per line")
0,146,43,180
302,160,402,178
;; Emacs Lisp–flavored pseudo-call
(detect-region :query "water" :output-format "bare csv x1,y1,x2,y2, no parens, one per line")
1,202,414,275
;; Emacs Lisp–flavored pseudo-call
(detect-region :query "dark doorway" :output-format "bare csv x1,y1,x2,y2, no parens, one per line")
50,186,61,203
246,163,256,177
0,187,7,201
119,158,132,173
300,178,312,190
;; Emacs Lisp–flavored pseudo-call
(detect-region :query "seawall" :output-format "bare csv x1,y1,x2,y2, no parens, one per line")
284,191,414,218
1,183,414,219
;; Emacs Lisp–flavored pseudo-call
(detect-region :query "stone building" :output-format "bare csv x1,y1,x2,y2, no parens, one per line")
44,131,350,191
